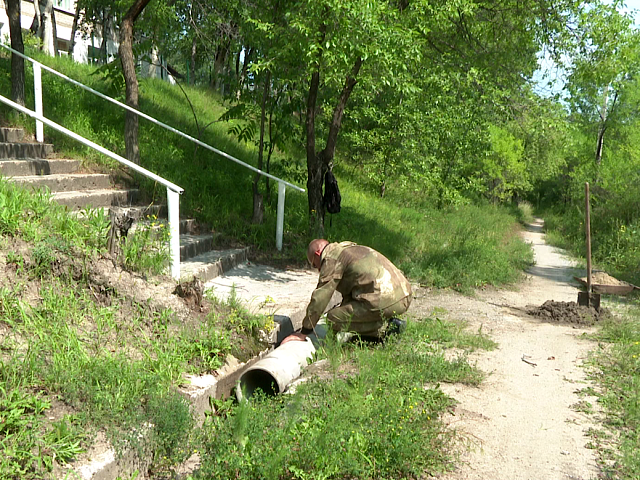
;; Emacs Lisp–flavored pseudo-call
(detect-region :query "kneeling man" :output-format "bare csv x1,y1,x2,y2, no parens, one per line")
286,239,412,342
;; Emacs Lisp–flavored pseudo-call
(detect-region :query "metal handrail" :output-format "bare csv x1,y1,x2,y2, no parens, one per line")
0,93,184,280
0,42,305,253
0,43,305,193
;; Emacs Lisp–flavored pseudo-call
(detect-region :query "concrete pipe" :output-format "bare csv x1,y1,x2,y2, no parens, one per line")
236,325,327,401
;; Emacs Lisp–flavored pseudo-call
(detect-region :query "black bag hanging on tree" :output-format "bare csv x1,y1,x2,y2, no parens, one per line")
323,166,341,226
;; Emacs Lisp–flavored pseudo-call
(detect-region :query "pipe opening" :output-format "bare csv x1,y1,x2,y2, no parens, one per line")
238,369,280,400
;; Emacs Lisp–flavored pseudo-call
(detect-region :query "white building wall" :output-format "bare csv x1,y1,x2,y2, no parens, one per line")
0,1,168,82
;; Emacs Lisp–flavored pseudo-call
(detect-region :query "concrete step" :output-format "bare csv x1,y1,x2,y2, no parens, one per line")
130,217,199,236
75,204,168,220
181,247,249,282
11,173,111,192
52,188,139,210
0,158,80,176
0,142,53,159
179,233,219,261
0,127,25,143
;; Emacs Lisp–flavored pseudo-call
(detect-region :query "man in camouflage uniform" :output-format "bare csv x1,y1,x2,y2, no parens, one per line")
286,239,412,342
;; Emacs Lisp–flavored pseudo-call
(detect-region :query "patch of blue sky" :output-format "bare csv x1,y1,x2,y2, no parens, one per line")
532,0,640,98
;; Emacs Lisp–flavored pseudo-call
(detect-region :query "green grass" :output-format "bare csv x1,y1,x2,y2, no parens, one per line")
196,316,495,480
583,312,640,478
0,44,534,479
0,180,276,478
0,48,532,292
543,208,640,288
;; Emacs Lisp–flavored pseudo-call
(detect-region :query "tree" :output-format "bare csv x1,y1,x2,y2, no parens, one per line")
565,3,640,167
119,0,152,165
5,0,25,106
30,0,58,56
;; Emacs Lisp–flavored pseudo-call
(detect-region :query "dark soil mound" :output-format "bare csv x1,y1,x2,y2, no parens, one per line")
527,300,609,326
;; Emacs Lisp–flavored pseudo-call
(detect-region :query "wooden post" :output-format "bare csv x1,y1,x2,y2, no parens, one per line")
585,182,592,294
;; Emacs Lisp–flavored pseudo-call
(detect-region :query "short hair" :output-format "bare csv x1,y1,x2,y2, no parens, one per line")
307,239,329,265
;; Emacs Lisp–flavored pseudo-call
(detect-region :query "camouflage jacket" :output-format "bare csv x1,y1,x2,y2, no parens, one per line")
303,242,412,329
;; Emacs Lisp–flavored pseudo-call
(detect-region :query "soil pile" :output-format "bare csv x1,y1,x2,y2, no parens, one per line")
579,271,631,286
527,300,609,326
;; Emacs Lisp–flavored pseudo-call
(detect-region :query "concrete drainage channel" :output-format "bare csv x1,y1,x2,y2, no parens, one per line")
59,262,334,480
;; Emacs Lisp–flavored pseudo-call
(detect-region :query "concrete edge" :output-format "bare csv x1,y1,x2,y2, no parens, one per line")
59,259,326,480
180,247,250,282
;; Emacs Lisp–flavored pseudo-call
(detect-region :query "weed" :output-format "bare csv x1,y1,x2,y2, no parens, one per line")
197,316,493,479
583,311,640,478
0,381,84,479
121,216,170,275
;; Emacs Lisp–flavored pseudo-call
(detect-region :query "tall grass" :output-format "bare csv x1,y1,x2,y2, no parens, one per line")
197,317,495,480
0,49,532,291
585,311,640,478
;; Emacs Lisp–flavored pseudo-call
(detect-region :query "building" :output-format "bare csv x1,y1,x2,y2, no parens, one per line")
0,0,171,81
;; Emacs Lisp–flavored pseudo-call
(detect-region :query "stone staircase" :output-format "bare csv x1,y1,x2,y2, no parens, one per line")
0,126,246,281
1,125,324,480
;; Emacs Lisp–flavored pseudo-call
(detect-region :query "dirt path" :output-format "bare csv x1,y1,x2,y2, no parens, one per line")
412,219,600,480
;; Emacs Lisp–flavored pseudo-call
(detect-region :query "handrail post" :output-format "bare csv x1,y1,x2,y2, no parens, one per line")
276,182,286,251
167,188,181,280
33,63,44,142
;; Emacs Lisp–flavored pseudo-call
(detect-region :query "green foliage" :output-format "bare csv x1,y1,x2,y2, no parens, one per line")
197,317,493,479
585,312,640,478
121,216,171,276
0,378,84,479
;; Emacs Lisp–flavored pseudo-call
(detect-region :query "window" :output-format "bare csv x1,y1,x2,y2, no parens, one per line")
54,0,73,12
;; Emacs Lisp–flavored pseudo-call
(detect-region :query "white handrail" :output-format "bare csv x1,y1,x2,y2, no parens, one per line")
0,43,305,193
1,42,304,252
0,93,184,279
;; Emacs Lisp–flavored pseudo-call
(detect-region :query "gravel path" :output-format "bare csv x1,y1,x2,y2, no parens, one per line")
412,218,600,480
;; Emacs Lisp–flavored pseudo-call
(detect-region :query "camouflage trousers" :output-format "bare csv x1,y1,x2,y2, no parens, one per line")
326,294,412,337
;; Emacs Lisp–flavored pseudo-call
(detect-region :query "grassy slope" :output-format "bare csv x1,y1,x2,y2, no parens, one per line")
0,49,532,291
0,48,535,479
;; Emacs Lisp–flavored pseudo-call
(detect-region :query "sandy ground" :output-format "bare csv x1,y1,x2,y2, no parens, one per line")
411,218,600,480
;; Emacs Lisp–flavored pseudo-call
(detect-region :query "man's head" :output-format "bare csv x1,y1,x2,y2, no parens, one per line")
307,239,329,270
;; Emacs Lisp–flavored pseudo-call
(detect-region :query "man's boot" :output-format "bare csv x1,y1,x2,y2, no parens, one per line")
387,317,407,336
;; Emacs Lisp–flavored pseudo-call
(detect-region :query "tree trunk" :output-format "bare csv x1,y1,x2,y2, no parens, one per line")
595,87,618,167
101,9,109,63
236,47,252,100
306,67,324,235
38,0,56,56
30,0,41,34
190,37,197,85
266,101,277,204
306,56,363,234
68,4,81,57
51,6,59,56
212,40,230,93
6,0,25,106
252,71,270,224
119,0,151,165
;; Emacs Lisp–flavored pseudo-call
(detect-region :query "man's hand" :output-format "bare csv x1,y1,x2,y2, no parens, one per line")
281,332,308,344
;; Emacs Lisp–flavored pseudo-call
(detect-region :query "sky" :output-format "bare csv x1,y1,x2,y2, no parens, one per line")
533,0,640,97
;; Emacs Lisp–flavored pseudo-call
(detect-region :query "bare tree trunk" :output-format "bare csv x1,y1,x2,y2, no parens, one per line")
38,0,56,56
236,47,252,100
190,37,197,85
6,0,25,106
100,8,113,63
51,7,59,56
306,68,324,235
306,54,362,235
595,86,618,167
119,0,152,165
252,71,271,224
212,40,230,93
30,0,41,34
68,4,81,57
